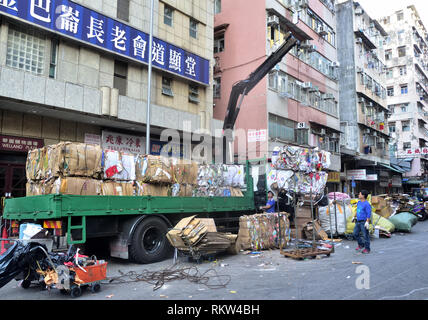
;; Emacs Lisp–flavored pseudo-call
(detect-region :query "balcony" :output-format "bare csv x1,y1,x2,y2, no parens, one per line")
354,28,377,50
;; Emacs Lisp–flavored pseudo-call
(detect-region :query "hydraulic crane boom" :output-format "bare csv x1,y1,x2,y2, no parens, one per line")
222,31,298,131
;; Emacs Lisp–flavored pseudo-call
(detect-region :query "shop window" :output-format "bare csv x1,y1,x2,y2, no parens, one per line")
6,26,45,75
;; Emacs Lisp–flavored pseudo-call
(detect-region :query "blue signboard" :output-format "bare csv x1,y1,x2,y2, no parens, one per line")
0,0,209,85
150,140,185,158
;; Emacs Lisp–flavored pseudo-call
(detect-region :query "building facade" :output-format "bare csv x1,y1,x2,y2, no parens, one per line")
337,0,394,195
213,0,341,190
0,0,216,197
379,5,428,191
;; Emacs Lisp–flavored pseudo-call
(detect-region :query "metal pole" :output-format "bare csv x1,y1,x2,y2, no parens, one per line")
145,0,155,155
310,181,315,249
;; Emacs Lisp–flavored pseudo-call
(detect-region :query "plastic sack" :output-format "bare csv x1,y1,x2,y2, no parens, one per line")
318,202,351,235
372,212,395,233
388,212,418,232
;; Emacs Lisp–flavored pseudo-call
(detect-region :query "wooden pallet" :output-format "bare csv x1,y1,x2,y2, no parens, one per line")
280,247,332,260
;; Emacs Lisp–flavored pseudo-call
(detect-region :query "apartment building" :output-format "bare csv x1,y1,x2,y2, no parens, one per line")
213,0,341,190
0,0,215,197
337,1,394,195
379,5,428,191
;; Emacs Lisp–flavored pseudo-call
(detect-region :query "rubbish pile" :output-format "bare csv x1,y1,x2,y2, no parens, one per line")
166,216,237,260
25,142,245,198
0,241,106,298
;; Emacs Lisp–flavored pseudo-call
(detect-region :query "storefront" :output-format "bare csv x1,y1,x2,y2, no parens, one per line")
0,135,43,198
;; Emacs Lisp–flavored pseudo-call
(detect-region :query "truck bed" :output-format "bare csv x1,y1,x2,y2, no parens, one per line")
3,193,255,221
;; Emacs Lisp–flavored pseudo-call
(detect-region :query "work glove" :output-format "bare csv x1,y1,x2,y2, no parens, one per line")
364,221,369,230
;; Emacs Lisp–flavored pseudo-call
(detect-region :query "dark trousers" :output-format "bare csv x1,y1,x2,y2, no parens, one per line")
353,221,370,251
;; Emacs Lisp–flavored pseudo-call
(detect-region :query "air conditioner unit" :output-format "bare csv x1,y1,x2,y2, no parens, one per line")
331,61,340,68
296,122,308,129
320,128,326,135
267,15,279,25
355,7,363,15
302,82,313,89
318,25,328,36
324,93,335,100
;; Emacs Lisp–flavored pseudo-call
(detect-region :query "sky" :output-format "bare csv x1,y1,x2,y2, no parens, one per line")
356,0,428,28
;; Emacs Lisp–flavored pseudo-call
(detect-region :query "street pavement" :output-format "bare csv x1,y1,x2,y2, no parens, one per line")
1,219,428,301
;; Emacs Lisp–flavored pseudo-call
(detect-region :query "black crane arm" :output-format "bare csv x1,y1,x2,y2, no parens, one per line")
222,31,298,131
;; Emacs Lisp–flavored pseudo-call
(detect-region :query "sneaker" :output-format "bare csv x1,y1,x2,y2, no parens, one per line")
362,249,370,254
356,246,363,251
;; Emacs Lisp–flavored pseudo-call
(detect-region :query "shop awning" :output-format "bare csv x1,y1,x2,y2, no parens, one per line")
390,164,407,173
378,163,403,173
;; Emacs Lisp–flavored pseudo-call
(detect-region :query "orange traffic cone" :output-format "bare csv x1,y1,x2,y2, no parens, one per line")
0,227,9,255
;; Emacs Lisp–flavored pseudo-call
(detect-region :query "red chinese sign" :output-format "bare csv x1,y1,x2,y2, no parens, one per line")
102,131,145,154
399,148,428,156
0,135,43,152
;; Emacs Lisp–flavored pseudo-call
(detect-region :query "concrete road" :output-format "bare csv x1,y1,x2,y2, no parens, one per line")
1,220,428,301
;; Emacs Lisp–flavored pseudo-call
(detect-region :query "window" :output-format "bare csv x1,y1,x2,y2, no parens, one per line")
189,85,199,104
164,5,173,26
214,35,224,53
397,11,404,21
117,0,130,22
162,76,173,96
214,0,221,14
113,60,128,96
386,68,393,79
190,19,198,39
268,71,278,90
387,87,394,96
399,66,407,76
401,84,408,94
268,114,296,142
213,77,221,99
389,123,396,133
6,26,45,75
385,49,392,61
49,39,58,79
398,46,406,57
401,103,409,112
397,30,405,41
402,121,410,132
403,142,411,149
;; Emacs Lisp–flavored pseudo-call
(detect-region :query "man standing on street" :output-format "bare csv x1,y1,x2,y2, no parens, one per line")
353,190,371,254
260,191,276,213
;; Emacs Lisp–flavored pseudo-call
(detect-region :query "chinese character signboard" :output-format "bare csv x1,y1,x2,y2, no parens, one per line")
327,171,340,183
346,169,366,180
0,0,209,85
398,148,428,157
247,130,267,143
102,131,145,154
150,140,189,158
0,135,43,152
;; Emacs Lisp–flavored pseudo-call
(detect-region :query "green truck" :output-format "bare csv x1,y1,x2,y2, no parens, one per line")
2,33,298,264
3,162,263,263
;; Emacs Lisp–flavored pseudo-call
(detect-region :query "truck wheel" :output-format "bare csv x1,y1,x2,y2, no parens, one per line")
129,216,173,264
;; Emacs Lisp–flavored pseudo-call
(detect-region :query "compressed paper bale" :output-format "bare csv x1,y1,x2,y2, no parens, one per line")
101,181,134,196
50,177,101,196
222,165,245,188
170,158,198,185
134,181,169,196
135,154,173,183
62,142,103,178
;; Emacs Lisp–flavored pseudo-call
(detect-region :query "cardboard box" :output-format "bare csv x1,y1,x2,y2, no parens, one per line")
199,218,217,232
378,206,393,219
296,206,312,219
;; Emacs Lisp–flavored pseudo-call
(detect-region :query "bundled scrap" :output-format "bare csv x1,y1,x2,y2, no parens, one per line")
236,212,290,251
166,216,237,257
268,145,331,196
25,142,246,198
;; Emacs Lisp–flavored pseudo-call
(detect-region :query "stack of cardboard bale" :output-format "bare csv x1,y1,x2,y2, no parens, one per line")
166,215,237,257
371,195,393,218
25,142,246,198
236,212,290,251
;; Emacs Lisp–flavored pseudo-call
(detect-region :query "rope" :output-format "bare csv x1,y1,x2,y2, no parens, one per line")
105,263,231,291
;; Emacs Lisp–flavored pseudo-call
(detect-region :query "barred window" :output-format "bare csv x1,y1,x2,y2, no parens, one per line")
6,26,45,75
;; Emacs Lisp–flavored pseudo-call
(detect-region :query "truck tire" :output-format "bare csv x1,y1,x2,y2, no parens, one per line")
129,216,173,264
